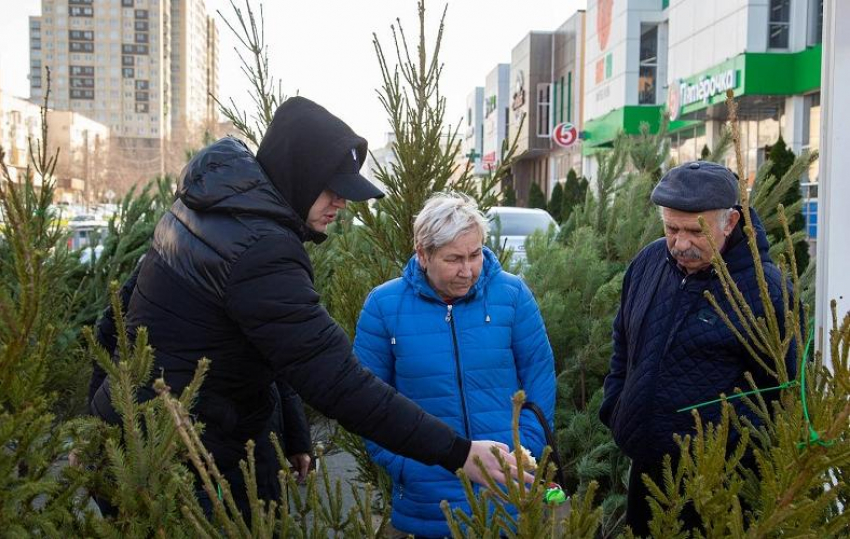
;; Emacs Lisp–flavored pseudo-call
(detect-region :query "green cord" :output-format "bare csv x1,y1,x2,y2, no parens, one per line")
676,381,798,413
676,322,833,450
797,324,834,449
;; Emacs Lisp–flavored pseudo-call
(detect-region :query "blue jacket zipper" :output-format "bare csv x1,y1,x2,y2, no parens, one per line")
446,304,471,438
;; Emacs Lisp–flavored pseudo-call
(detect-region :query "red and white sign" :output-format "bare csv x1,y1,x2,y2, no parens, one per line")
552,122,578,148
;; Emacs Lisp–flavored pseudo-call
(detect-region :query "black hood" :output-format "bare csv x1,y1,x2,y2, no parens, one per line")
256,96,368,222
176,136,321,243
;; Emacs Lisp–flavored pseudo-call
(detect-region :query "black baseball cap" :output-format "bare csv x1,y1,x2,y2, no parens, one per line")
327,146,385,201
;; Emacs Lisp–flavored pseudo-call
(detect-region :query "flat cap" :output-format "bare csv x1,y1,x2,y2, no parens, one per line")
651,161,739,212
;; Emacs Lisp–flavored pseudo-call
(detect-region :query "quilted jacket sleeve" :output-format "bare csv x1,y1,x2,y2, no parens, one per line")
512,280,556,458
224,234,470,472
599,264,633,428
353,289,406,483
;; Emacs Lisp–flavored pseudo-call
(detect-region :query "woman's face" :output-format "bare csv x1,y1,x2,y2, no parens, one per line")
417,229,484,300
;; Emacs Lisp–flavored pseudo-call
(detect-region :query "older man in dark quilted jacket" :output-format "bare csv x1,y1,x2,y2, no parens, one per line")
599,161,798,535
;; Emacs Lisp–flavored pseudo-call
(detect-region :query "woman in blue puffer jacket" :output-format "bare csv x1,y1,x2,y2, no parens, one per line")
354,192,556,538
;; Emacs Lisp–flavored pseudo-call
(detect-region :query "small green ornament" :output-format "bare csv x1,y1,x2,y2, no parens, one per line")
544,483,568,505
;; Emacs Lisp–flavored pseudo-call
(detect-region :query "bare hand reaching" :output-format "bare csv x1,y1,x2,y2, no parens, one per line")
462,440,535,487
287,453,311,483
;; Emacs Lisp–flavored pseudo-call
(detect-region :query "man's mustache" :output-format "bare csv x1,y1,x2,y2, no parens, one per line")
671,247,703,260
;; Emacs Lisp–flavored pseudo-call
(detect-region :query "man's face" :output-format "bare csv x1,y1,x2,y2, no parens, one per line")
660,207,739,274
306,189,346,233
416,230,484,300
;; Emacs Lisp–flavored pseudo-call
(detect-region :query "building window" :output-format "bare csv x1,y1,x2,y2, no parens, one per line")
808,0,823,45
135,102,149,113
639,25,658,105
69,41,94,53
768,0,791,49
70,88,95,100
536,83,551,138
122,55,134,66
557,76,565,123
122,44,149,55
134,20,149,31
69,30,94,41
69,6,93,17
135,79,149,90
70,65,94,76
122,0,134,6
134,9,149,19
122,67,134,78
70,77,95,88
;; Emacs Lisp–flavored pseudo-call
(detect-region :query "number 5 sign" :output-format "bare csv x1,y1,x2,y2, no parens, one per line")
552,122,578,148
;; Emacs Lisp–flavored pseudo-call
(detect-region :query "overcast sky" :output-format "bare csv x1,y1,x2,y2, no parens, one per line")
1,0,586,148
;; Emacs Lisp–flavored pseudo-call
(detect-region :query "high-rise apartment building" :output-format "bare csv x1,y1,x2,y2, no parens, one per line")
170,0,218,150
28,0,219,182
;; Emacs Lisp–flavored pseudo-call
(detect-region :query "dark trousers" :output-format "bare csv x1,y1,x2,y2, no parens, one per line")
626,459,701,537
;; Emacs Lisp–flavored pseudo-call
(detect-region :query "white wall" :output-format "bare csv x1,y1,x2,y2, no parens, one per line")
482,64,510,167
815,0,850,367
667,0,752,84
584,0,664,122
463,87,485,174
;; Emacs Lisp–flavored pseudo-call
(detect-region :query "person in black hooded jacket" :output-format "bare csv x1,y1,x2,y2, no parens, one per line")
89,96,525,517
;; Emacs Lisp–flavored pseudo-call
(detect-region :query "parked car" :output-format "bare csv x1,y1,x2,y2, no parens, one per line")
67,217,108,263
487,206,559,266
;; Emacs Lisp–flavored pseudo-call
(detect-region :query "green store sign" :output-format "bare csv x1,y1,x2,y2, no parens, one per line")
667,45,822,120
582,45,822,155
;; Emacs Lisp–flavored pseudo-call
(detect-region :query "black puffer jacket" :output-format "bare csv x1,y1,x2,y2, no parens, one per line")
90,97,469,480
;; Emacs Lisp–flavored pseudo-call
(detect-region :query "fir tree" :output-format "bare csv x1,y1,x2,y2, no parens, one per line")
628,117,669,182
751,146,815,277
528,182,547,210
766,135,810,272
549,181,565,222
212,0,287,148
561,168,588,224
503,183,517,206
442,391,604,537
0,68,97,536
768,135,795,179
525,135,637,536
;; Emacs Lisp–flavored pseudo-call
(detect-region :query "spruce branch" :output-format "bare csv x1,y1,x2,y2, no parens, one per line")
214,0,287,147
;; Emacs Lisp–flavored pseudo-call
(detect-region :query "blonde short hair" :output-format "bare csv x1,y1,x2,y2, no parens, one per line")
414,192,489,254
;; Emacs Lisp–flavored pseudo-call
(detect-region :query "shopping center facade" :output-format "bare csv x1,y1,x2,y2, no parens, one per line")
462,0,823,217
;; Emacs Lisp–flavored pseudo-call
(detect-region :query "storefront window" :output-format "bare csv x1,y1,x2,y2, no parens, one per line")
537,83,551,137
768,0,791,49
638,25,658,104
